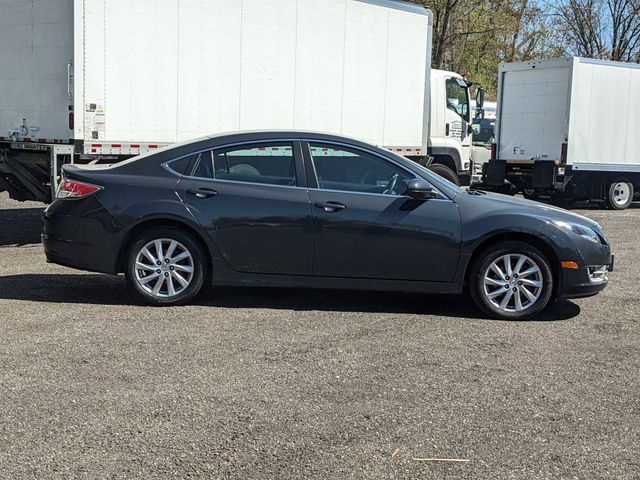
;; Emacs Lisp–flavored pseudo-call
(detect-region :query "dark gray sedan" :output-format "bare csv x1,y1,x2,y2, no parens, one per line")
42,131,613,320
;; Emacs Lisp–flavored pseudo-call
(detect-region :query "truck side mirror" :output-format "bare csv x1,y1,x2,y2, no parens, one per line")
475,88,485,109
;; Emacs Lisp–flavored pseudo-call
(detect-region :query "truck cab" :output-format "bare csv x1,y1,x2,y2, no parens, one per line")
427,70,474,186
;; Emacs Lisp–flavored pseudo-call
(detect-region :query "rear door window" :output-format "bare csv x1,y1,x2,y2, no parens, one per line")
213,143,297,186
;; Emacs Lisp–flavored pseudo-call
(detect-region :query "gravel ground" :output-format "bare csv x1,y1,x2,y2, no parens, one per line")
0,191,638,479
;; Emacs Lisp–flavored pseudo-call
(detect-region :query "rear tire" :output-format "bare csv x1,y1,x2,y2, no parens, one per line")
428,163,460,186
125,227,206,306
469,241,554,320
605,179,633,210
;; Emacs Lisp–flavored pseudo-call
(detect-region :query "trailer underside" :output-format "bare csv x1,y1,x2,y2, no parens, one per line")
0,143,74,203
475,159,640,209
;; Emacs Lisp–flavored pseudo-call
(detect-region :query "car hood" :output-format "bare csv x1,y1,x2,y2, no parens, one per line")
463,191,602,231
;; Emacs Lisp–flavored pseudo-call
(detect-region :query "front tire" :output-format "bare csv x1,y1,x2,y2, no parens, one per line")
469,241,554,320
125,228,206,306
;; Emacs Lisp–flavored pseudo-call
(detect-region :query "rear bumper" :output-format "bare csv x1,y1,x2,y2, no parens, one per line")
42,198,121,274
42,232,115,274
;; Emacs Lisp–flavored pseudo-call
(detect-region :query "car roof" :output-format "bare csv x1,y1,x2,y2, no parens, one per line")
204,130,379,149
115,130,389,172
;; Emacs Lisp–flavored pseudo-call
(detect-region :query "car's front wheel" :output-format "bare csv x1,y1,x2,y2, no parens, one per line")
125,228,206,306
469,241,554,320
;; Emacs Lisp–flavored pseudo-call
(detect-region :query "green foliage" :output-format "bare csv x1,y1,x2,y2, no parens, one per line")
406,0,563,97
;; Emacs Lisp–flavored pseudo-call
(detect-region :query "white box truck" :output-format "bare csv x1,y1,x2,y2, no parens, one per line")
481,57,640,209
0,0,480,203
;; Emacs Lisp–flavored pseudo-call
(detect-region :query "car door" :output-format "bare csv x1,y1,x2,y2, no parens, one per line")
304,142,461,282
175,140,313,275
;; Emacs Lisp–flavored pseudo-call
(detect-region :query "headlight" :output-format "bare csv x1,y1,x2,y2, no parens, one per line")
553,221,600,243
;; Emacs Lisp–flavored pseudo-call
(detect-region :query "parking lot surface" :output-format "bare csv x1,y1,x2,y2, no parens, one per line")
0,191,638,479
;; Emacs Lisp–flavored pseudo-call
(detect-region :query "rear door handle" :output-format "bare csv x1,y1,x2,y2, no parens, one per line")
186,187,218,198
314,201,346,212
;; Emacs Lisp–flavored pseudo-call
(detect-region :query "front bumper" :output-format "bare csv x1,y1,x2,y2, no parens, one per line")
558,254,613,299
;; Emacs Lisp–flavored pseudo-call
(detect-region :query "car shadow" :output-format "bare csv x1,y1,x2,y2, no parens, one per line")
0,207,43,246
0,273,581,321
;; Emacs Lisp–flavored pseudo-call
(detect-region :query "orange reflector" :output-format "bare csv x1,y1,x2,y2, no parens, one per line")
561,261,580,269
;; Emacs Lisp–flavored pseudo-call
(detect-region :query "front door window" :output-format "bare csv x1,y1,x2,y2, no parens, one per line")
309,143,413,196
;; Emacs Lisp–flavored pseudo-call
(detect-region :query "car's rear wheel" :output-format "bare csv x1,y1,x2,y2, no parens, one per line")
469,241,554,320
125,228,206,306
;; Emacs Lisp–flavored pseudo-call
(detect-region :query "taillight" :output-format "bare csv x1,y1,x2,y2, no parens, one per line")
490,143,496,161
68,111,74,130
56,178,102,199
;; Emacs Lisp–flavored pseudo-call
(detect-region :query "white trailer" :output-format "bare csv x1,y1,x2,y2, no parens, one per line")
0,0,478,203
481,57,640,209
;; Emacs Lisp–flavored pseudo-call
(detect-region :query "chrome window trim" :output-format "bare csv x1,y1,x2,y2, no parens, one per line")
306,186,452,201
179,175,308,191
163,136,452,200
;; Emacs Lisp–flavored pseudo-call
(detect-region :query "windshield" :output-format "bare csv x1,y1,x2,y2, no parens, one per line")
472,117,495,146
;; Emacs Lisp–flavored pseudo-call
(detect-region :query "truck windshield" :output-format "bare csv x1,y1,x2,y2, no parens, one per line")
446,78,469,121
472,117,495,146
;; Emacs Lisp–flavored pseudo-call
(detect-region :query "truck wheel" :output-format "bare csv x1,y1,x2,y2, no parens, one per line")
523,188,539,200
125,228,206,306
469,241,554,320
606,180,634,210
428,164,460,186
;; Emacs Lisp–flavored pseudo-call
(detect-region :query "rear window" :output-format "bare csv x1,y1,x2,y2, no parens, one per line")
167,155,192,175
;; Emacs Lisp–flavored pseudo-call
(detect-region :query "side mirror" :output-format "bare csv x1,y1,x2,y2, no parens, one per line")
475,87,485,109
406,178,437,199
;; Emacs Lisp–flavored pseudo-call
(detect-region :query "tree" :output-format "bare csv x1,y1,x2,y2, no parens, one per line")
553,0,640,61
407,0,558,96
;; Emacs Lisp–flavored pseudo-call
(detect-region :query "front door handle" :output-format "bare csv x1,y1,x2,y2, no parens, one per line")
314,201,346,213
186,187,218,198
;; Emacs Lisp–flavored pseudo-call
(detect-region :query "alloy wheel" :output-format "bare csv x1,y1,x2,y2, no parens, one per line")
134,238,194,298
482,254,543,313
